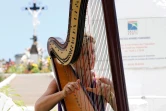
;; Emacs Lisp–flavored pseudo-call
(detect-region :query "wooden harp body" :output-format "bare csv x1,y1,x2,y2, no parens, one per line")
51,58,95,111
47,0,129,111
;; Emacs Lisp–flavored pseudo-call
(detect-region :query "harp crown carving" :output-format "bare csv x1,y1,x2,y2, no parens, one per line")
48,0,85,65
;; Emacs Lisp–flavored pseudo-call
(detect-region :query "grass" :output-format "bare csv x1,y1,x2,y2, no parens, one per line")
0,85,26,111
0,75,6,82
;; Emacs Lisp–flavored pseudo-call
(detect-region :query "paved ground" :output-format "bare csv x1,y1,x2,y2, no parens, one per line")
8,73,58,111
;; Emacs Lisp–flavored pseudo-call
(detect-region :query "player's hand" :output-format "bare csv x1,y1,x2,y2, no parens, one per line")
62,79,80,97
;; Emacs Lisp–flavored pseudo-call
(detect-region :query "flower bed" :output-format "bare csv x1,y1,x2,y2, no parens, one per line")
2,56,52,74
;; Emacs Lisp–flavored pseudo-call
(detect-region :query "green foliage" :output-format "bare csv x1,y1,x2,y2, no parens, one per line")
0,85,26,110
13,100,26,111
15,65,26,74
0,75,5,82
0,85,16,97
31,67,40,73
6,65,16,73
3,56,53,74
38,61,43,70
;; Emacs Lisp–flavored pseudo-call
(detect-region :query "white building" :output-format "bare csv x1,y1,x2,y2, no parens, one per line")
87,0,166,110
116,0,166,111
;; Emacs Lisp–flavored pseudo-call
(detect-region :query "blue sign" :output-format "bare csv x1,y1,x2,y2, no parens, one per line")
128,21,138,30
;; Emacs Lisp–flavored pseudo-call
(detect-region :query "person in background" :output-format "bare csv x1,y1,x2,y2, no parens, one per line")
35,35,116,111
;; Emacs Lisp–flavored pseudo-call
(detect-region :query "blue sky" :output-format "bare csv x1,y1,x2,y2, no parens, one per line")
1,0,165,61
0,0,69,61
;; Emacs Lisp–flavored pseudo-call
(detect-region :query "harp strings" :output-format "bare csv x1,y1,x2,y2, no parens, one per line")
62,46,91,110
72,0,106,110
61,0,113,110
62,64,85,110
86,1,103,111
88,0,113,111
75,37,93,111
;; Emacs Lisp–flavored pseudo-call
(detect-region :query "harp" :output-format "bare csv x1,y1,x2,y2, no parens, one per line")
47,0,129,111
